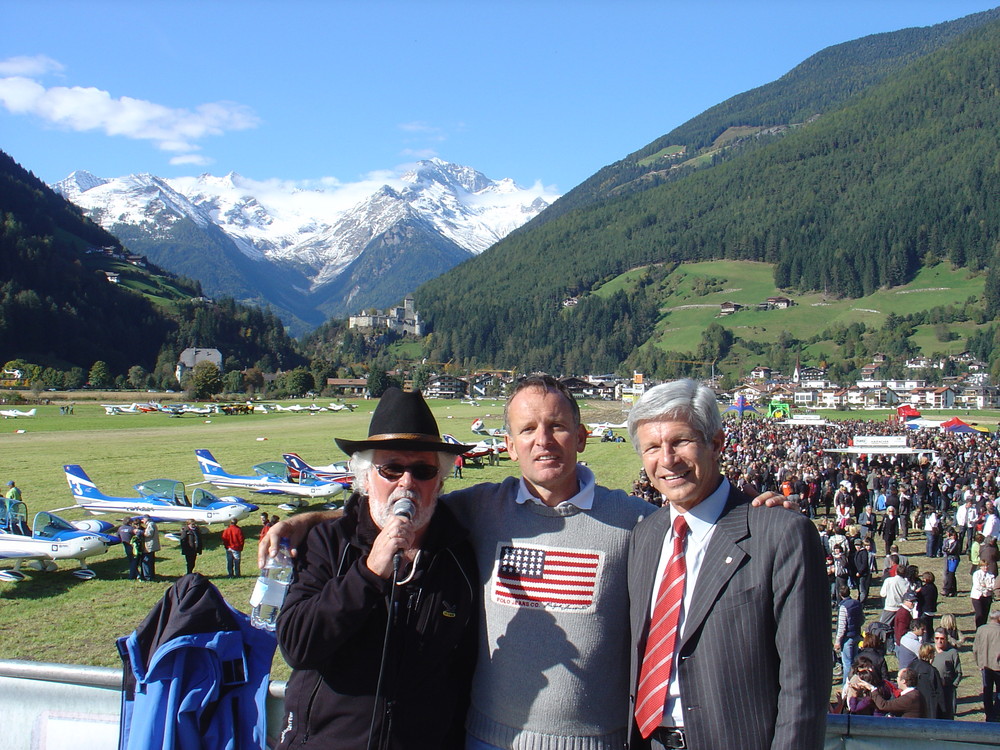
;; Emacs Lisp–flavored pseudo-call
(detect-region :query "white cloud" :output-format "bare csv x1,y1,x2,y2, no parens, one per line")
0,54,64,77
398,120,447,143
170,153,212,167
401,147,439,160
0,56,259,164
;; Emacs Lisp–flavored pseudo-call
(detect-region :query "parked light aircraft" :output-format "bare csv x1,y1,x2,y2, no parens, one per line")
282,453,354,485
585,421,628,440
64,465,258,524
470,418,507,437
327,403,357,412
195,449,347,498
0,408,37,418
0,497,118,581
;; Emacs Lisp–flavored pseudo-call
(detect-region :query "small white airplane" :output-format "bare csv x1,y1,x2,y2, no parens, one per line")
586,421,628,441
471,418,507,437
195,449,348,498
328,403,357,412
444,434,507,464
0,497,118,581
64,464,258,524
460,398,480,407
0,408,37,418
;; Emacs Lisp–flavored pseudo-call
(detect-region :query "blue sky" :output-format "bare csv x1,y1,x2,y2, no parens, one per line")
3,1,999,194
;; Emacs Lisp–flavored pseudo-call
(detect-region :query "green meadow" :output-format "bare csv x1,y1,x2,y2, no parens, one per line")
593,260,986,357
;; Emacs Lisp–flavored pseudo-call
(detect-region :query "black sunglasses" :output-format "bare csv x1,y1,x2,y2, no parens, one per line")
376,463,440,482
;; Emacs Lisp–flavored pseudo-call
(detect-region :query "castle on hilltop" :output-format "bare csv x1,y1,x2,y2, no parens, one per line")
349,296,423,336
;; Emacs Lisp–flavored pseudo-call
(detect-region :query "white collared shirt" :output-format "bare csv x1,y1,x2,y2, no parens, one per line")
514,463,596,509
648,477,730,727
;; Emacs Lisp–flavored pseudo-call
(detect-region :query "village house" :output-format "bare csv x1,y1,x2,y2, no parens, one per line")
325,378,368,396
423,375,469,399
175,347,222,384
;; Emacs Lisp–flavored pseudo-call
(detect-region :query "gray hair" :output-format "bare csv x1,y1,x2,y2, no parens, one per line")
349,449,453,495
627,379,722,450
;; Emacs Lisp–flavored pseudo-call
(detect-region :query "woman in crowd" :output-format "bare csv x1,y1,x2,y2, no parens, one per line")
916,570,938,643
942,528,960,597
971,560,996,628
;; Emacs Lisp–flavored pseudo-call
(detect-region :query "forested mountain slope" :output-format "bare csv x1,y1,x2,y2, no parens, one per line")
0,150,303,379
416,16,1000,372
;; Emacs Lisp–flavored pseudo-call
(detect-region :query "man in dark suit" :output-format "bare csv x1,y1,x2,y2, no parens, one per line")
627,380,829,750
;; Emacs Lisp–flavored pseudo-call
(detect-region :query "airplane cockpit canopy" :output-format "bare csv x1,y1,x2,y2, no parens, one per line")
0,499,28,534
135,479,188,506
33,511,75,539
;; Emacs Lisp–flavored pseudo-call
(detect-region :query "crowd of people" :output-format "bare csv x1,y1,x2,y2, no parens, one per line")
713,415,1000,722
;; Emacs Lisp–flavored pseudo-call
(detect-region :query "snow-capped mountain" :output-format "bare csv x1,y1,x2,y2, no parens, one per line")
53,159,556,333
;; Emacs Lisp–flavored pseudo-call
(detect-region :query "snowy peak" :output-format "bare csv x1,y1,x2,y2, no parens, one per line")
401,158,493,195
52,170,108,198
52,158,557,326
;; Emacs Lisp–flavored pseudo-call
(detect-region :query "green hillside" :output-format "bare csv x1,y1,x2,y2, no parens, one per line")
416,14,1000,377
0,149,304,383
599,260,983,374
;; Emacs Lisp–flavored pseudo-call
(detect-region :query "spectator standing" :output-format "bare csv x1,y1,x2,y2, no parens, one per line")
897,616,923,671
911,643,945,720
835,585,863,688
942,529,960,597
854,537,874,606
131,518,149,582
118,518,138,580
5,480,21,501
972,560,996,629
141,516,160,582
221,518,245,578
972,609,1000,722
917,571,939,642
179,519,203,575
932,628,962,720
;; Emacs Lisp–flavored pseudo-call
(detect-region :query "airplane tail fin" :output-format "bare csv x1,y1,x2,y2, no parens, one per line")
195,449,226,478
282,453,311,473
24,409,36,417
64,465,104,500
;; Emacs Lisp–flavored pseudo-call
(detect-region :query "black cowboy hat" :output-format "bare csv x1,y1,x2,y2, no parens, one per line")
335,387,473,456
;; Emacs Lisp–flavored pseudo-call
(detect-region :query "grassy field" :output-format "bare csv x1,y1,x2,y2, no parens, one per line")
0,398,994,721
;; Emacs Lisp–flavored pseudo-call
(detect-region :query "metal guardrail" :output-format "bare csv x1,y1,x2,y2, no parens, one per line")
2,659,1000,749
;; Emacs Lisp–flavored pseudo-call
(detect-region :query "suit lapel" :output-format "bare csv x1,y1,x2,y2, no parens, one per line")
678,490,750,653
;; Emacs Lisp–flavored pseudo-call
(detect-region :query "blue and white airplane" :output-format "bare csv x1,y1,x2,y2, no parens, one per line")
0,497,118,581
195,449,348,499
64,464,258,525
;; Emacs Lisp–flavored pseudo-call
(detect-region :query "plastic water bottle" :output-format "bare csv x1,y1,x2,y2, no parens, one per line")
250,538,293,631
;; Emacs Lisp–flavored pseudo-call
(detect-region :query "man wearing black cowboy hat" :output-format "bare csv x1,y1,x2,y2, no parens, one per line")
275,388,478,750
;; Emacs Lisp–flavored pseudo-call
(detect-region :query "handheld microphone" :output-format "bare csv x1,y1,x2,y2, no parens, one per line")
392,498,415,520
391,499,415,574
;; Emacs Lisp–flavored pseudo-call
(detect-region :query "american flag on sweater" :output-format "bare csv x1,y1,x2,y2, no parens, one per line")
493,543,603,612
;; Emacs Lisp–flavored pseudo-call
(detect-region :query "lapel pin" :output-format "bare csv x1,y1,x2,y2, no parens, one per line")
725,556,733,564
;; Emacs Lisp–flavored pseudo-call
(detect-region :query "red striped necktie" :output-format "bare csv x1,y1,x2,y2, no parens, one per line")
635,514,688,739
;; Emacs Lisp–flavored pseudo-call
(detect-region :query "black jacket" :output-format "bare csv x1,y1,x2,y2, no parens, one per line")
276,493,478,750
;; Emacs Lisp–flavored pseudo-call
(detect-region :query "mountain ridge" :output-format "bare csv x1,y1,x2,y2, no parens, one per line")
54,158,554,333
